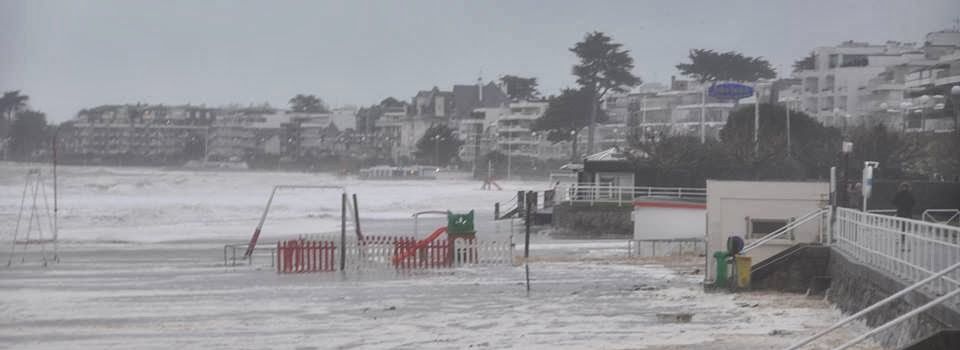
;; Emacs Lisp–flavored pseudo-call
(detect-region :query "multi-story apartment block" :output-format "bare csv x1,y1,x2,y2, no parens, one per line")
902,50,960,132
58,104,218,164
458,107,503,164
58,102,363,165
792,41,927,126
491,101,571,160
622,80,767,142
787,29,960,130
376,81,509,163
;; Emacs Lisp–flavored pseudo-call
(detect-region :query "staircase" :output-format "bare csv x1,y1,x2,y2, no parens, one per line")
901,330,960,350
749,243,831,294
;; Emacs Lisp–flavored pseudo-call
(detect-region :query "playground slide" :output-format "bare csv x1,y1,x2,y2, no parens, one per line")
392,226,448,264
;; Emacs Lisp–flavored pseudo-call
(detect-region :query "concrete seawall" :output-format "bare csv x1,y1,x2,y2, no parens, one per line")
550,203,632,238
826,250,960,349
749,247,960,348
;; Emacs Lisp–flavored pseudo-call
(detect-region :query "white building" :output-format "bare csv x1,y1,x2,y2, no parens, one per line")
789,30,960,129
621,79,774,141
705,180,830,282
493,101,570,160
792,41,926,126
458,107,503,163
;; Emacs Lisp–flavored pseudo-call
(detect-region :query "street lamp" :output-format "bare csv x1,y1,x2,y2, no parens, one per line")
531,131,541,159
952,85,960,136
784,96,799,156
497,118,513,180
918,95,931,132
899,101,913,132
431,134,445,167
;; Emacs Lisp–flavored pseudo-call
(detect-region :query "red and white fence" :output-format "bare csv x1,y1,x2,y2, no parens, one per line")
274,234,514,273
276,239,338,273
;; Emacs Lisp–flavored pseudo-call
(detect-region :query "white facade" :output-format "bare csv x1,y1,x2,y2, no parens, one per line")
493,101,570,160
793,41,925,126
457,107,503,162
633,201,706,241
705,180,829,282
789,30,960,130
623,81,770,141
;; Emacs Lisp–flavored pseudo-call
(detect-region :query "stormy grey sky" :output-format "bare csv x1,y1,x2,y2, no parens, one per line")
1,0,958,122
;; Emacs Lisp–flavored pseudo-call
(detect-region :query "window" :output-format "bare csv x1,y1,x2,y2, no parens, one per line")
828,54,839,68
747,218,792,240
840,55,869,67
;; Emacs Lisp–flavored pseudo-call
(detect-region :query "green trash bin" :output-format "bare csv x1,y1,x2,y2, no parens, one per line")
713,251,730,288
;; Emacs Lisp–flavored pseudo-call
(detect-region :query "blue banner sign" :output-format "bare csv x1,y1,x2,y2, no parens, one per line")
708,83,754,100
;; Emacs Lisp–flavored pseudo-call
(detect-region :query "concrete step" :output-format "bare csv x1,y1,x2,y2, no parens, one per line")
900,330,960,350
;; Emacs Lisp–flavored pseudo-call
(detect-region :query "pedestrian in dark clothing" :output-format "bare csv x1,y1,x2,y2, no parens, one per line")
892,182,915,219
892,182,915,250
848,182,863,210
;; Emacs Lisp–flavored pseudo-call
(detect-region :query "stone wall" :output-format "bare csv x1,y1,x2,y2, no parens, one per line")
550,203,632,238
826,250,960,349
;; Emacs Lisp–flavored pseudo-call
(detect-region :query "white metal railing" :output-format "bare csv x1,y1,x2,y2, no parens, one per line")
742,208,827,254
833,208,960,311
922,209,960,226
555,184,706,205
786,261,960,350
866,209,896,216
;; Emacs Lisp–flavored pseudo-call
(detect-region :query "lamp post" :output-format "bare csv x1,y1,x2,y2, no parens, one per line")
700,87,707,144
431,134,444,167
531,131,540,159
784,97,799,157
951,86,960,136
899,101,913,132
842,112,852,135
569,129,578,162
917,95,931,132
500,119,511,180
753,88,760,158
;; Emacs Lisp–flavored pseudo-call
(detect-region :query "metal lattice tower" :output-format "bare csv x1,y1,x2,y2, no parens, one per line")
5,168,58,267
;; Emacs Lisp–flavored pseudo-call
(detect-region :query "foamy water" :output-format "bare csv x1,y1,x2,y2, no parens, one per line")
0,162,545,242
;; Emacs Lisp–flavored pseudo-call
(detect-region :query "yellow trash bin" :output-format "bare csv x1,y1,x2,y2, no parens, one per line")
734,255,752,289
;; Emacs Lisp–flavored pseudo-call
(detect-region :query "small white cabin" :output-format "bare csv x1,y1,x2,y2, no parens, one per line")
705,180,829,282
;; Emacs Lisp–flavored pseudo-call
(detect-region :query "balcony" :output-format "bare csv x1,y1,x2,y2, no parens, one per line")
500,113,540,121
497,126,528,133
498,137,539,145
935,73,960,87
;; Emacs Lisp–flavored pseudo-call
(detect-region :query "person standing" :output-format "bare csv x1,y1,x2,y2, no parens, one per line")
848,182,863,210
892,182,915,219
892,182,915,250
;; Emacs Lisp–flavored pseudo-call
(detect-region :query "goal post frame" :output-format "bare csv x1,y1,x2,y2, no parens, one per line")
243,185,347,259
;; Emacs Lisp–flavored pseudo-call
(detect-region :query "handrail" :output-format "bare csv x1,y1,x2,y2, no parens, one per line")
834,287,960,349
922,209,960,225
741,209,826,254
555,184,707,205
412,210,448,237
785,261,960,349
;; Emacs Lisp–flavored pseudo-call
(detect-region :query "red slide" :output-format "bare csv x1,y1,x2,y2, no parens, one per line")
392,227,447,264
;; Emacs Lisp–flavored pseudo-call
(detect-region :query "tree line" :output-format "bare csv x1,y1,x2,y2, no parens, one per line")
0,91,49,161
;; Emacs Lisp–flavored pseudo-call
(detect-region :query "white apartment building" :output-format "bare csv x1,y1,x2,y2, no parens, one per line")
793,41,925,126
485,101,571,160
458,107,503,163
496,101,545,158
622,80,768,141
790,30,960,129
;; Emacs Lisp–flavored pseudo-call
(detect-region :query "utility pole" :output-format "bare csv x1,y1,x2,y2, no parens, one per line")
786,99,792,156
587,87,597,156
753,88,760,158
700,87,707,143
